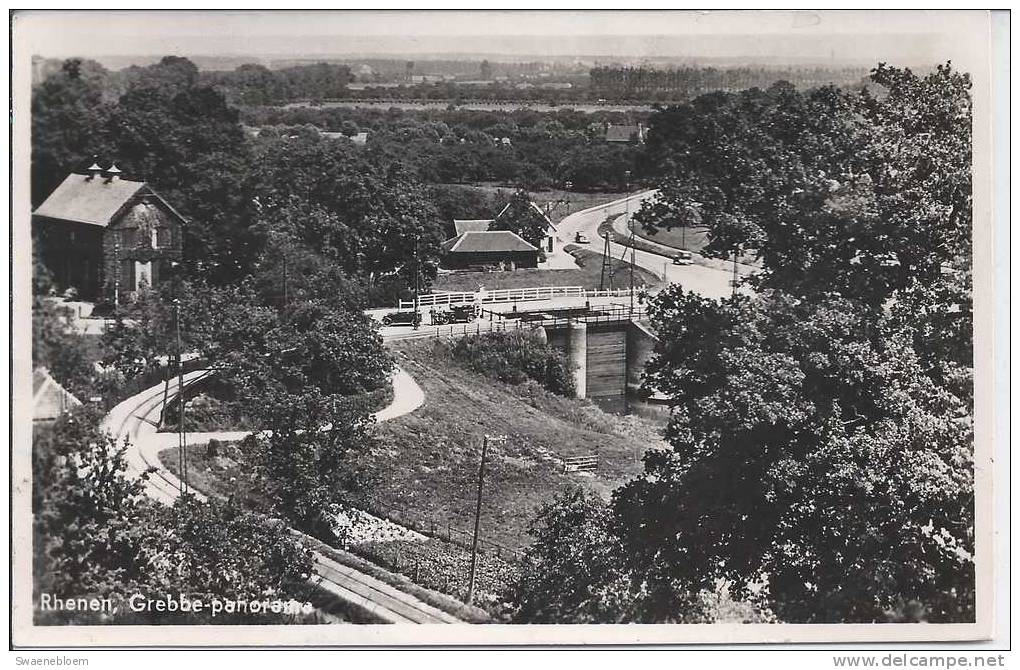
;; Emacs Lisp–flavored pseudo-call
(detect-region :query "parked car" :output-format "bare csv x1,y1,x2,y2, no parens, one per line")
574,232,590,244
382,310,421,327
672,251,694,265
432,304,477,325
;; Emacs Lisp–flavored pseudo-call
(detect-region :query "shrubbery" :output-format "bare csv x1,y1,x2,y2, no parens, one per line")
354,538,518,610
450,330,575,396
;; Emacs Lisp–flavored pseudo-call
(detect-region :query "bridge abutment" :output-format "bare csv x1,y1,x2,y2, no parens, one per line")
566,321,587,399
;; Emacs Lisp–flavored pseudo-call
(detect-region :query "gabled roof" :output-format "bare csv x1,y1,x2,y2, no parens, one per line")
33,173,187,228
442,230,538,254
33,368,81,421
453,219,493,235
494,201,556,233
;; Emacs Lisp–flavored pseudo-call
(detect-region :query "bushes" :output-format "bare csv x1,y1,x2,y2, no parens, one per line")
450,330,575,396
353,538,519,611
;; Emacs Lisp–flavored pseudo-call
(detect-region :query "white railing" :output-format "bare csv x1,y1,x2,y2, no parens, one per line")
398,285,639,310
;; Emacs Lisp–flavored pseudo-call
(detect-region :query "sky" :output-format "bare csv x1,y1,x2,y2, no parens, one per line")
13,10,990,71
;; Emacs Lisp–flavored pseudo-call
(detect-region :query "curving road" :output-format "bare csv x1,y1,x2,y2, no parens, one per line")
557,190,748,301
100,366,460,624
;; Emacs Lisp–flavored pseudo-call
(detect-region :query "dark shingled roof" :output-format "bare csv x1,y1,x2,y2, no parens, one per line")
442,230,538,254
453,219,493,235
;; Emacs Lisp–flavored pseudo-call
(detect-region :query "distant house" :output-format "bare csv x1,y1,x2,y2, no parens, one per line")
33,164,187,300
441,231,539,270
33,368,81,422
604,123,646,144
350,131,369,146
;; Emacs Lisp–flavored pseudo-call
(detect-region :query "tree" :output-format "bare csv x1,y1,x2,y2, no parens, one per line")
33,407,318,624
33,406,155,605
242,391,374,541
107,70,258,283
489,189,549,247
510,487,635,623
612,287,974,623
250,136,446,290
525,63,974,624
30,58,113,205
142,496,315,622
636,64,971,307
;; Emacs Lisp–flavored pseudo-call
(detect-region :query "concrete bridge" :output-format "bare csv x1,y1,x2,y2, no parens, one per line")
487,304,660,402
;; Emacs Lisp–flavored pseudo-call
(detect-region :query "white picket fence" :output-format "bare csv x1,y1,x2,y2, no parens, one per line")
398,286,638,310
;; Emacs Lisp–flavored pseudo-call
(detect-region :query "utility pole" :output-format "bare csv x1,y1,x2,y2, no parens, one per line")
113,240,121,308
413,233,421,330
599,232,614,291
629,219,636,314
731,251,739,298
467,434,504,605
174,299,188,495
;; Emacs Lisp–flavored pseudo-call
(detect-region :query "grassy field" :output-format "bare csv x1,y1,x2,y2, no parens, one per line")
632,222,711,253
156,338,667,608
358,338,666,551
437,183,632,224
431,246,661,293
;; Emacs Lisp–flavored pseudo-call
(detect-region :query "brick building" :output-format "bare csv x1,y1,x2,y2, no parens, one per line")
33,164,186,300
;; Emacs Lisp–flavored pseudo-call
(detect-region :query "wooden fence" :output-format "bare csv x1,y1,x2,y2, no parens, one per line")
563,455,599,473
398,285,638,310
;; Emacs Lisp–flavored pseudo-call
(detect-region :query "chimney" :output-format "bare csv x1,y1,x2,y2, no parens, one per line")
85,161,102,181
104,163,122,183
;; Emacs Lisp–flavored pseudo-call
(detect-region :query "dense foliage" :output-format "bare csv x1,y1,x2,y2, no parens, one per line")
245,105,644,191
31,56,448,295
32,407,315,624
488,189,551,247
590,65,869,101
512,63,975,624
451,330,576,397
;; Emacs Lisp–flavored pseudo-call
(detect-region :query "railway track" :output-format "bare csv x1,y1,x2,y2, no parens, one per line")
101,370,461,625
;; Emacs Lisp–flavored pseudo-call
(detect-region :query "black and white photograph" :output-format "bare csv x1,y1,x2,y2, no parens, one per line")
8,8,1007,652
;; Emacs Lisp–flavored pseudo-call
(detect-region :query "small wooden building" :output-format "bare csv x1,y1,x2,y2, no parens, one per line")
33,164,187,300
440,230,539,270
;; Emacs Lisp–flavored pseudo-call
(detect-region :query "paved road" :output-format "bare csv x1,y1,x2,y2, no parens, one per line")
557,190,748,301
100,367,459,624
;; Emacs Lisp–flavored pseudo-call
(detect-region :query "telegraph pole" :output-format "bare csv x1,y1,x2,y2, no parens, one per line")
413,233,421,330
628,227,635,314
113,241,121,308
599,232,614,291
467,434,504,605
732,251,739,298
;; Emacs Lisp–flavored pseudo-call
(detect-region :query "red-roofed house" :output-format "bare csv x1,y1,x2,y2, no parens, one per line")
33,164,186,300
440,230,539,270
